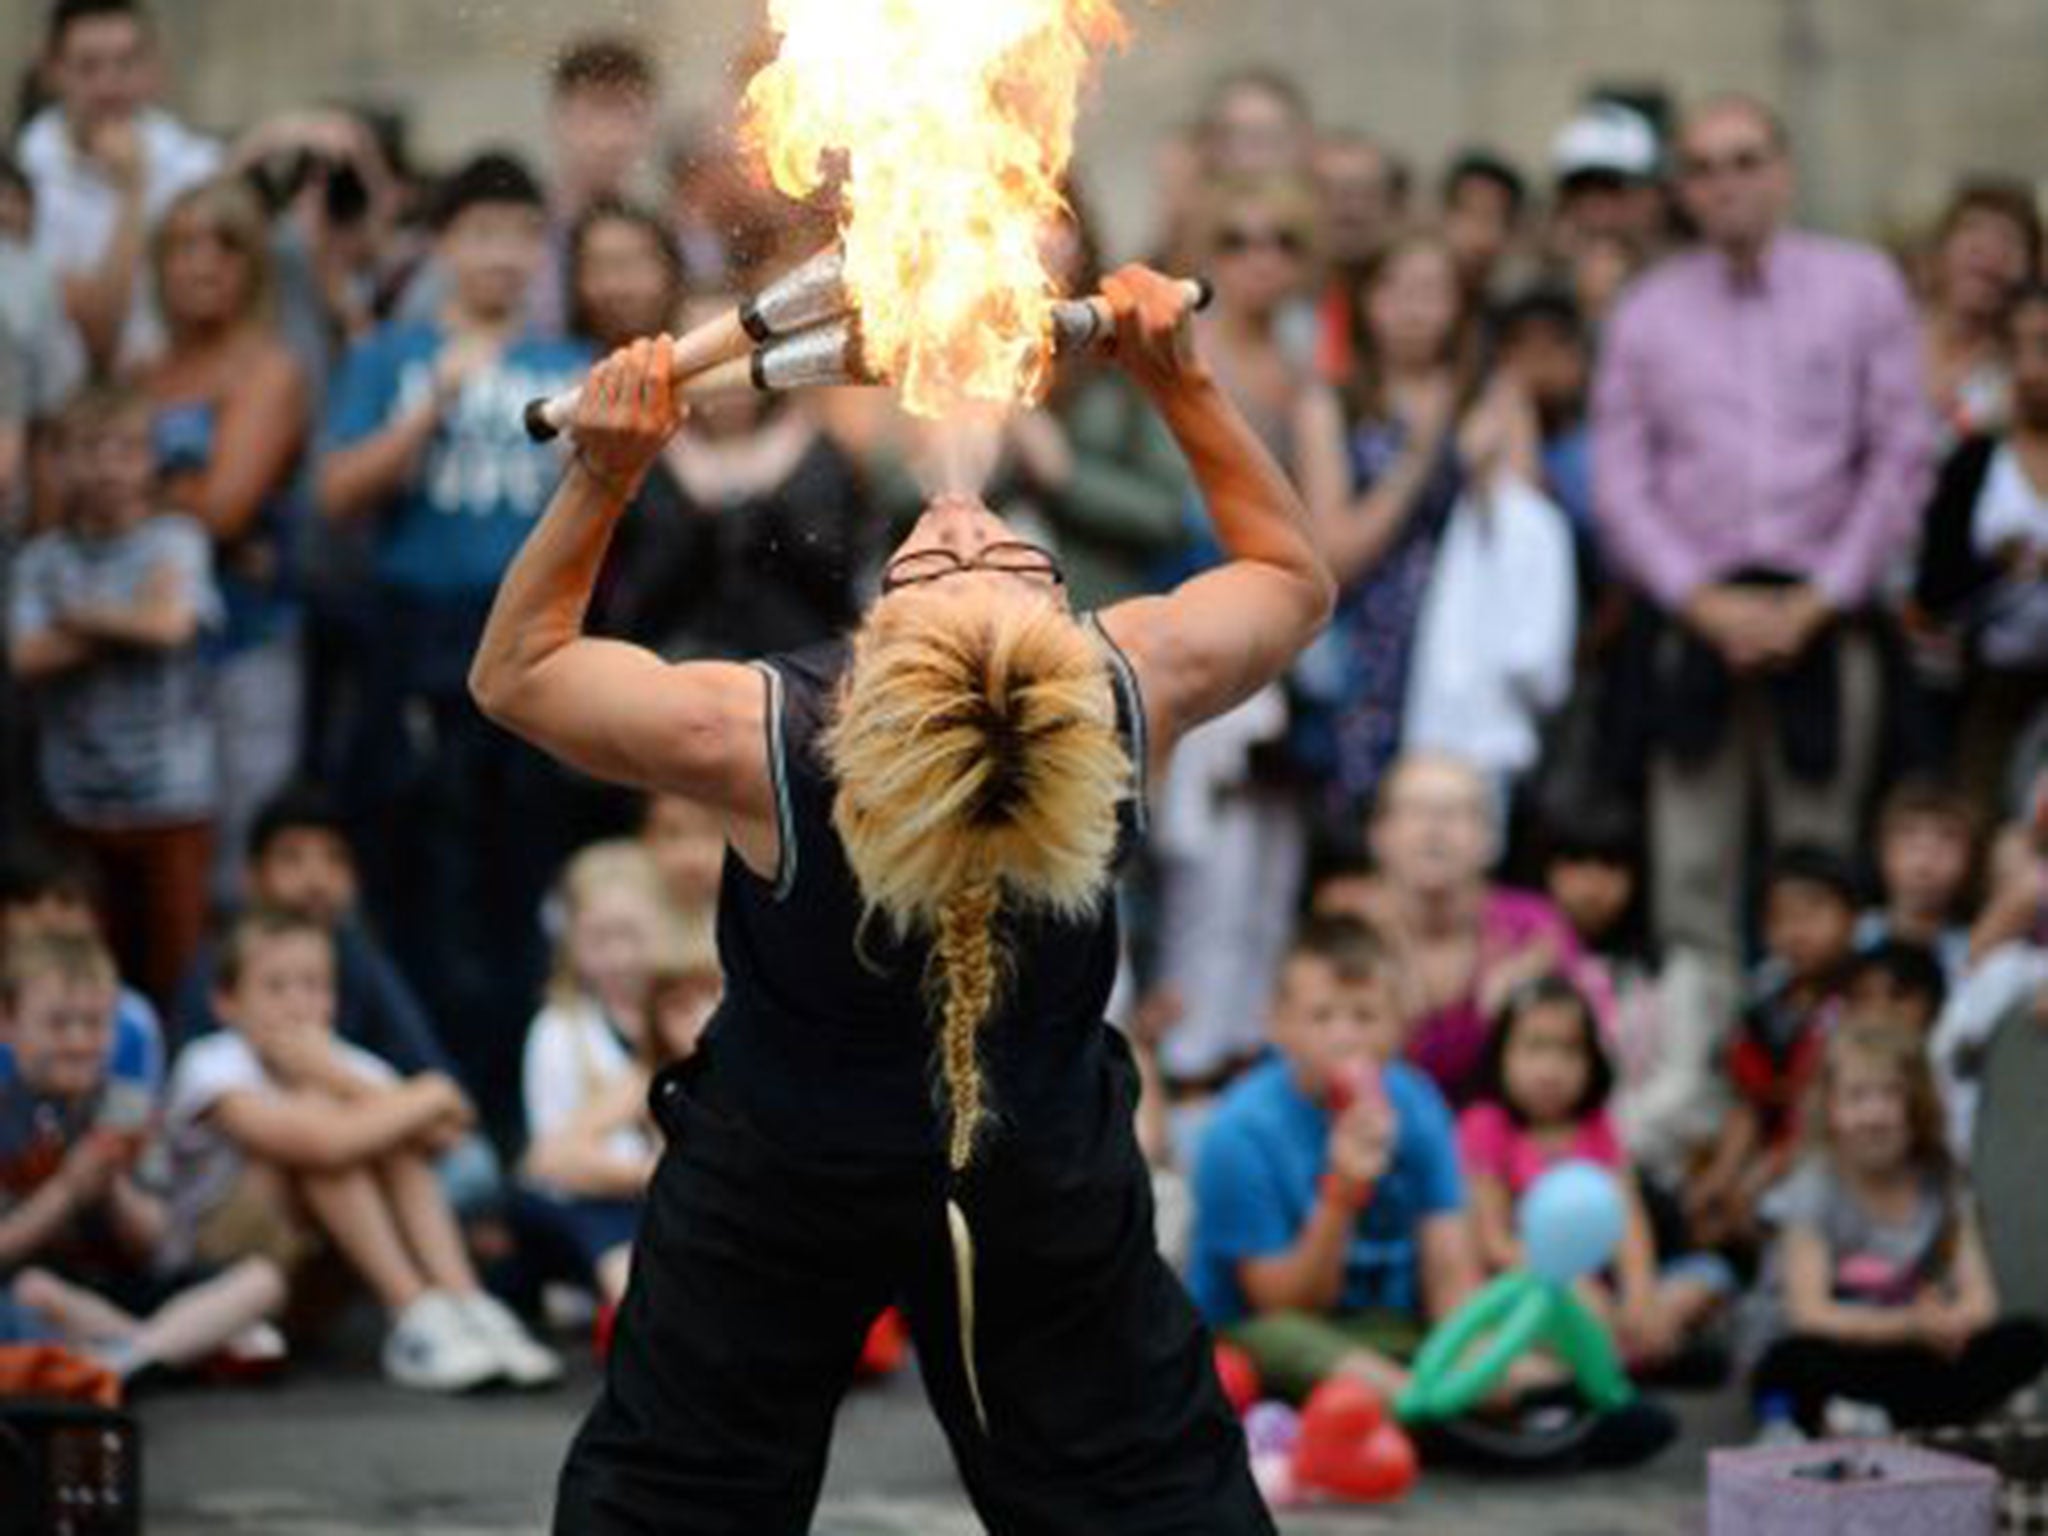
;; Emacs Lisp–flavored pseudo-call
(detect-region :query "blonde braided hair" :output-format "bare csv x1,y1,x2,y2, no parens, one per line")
823,586,1130,1172
932,874,1002,1170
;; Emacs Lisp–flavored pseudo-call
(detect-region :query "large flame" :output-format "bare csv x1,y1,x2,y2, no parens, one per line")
744,0,1127,419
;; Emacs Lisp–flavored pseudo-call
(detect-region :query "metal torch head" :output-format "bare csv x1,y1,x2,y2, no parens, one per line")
751,316,878,392
740,245,853,342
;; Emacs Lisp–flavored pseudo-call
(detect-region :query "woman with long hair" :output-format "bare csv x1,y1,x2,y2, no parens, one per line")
470,267,1333,1534
1295,230,1535,833
139,176,312,898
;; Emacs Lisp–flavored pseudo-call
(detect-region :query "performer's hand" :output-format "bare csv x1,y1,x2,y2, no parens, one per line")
1100,265,1208,399
571,337,686,499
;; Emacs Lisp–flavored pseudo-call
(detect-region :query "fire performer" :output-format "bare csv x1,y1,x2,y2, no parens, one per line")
470,267,1334,1534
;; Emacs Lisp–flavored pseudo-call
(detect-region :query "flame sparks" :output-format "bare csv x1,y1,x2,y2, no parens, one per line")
744,0,1128,418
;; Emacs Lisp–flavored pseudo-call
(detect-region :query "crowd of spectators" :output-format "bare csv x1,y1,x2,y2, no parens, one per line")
5,0,2048,1472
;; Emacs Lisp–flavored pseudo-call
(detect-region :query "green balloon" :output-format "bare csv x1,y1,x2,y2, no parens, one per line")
1396,1274,1546,1421
1395,1272,1637,1424
1544,1285,1634,1411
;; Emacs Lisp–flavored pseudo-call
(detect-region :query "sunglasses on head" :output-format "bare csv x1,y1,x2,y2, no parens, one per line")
1216,225,1307,258
881,540,1066,594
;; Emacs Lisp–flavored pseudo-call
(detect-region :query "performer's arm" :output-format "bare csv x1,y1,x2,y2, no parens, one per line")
470,339,771,822
1091,267,1336,767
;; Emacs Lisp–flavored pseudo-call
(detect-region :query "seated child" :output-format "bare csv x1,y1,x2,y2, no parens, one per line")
1843,940,1948,1040
1189,915,1479,1404
1688,847,1858,1253
175,783,502,1218
0,842,164,1118
1970,759,2048,962
173,781,456,1076
163,907,560,1392
2,934,282,1385
1856,780,1977,987
1745,1020,2048,1435
1458,975,1730,1372
1539,810,1732,1184
519,841,667,1306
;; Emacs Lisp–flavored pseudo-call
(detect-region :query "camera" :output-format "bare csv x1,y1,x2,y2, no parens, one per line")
245,147,371,227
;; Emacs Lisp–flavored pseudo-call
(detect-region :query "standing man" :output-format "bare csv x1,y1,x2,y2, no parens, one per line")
1594,95,1934,963
15,0,221,375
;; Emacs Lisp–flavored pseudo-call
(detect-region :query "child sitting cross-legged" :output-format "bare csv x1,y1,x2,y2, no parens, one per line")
1857,779,1978,988
2,934,284,1386
1189,915,1480,1404
162,907,560,1392
518,841,670,1308
1458,975,1732,1376
1744,1020,2048,1435
1687,847,1859,1254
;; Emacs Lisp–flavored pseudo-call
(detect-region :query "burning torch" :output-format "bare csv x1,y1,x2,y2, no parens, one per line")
521,243,1212,443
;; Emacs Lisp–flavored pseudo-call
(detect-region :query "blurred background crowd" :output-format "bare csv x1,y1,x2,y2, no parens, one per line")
4,0,2048,1461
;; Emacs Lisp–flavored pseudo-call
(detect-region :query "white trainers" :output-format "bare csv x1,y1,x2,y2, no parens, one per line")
455,1291,564,1389
382,1291,503,1393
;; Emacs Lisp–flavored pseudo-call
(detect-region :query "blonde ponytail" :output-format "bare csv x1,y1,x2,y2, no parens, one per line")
824,589,1130,1170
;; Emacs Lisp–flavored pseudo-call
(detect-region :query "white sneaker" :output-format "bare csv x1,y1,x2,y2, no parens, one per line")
455,1291,564,1388
223,1322,288,1367
383,1291,503,1393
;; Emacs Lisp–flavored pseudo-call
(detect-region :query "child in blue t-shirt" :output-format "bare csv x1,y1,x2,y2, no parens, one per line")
0,841,164,1117
1190,915,1480,1404
313,151,591,1132
317,150,590,623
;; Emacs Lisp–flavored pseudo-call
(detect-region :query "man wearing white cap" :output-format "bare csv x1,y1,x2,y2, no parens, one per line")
1549,101,1669,263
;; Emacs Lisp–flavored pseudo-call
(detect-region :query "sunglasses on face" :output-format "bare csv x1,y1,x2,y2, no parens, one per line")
880,540,1066,594
1680,146,1775,182
1216,225,1307,259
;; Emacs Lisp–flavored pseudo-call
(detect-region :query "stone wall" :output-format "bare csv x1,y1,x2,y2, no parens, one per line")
7,0,2044,255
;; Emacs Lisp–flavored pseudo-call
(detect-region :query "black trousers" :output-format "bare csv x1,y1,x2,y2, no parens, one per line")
1752,1317,2048,1435
556,1036,1273,1536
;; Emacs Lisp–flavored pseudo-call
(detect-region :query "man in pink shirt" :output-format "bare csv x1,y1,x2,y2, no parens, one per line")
1594,95,1935,964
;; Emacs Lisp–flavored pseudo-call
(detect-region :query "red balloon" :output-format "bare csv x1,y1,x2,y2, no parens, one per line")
856,1308,909,1378
1213,1342,1261,1415
1298,1375,1385,1446
1295,1380,1416,1503
1358,1424,1420,1500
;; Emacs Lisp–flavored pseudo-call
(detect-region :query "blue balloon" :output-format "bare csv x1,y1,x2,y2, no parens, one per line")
1519,1161,1626,1283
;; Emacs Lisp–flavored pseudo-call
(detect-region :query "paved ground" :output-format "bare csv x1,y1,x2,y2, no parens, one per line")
141,1347,1741,1534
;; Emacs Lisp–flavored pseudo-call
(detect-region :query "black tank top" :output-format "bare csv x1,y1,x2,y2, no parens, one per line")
704,615,1150,1164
